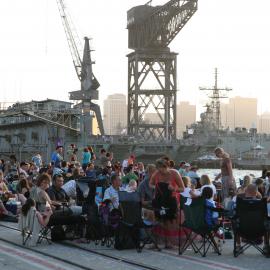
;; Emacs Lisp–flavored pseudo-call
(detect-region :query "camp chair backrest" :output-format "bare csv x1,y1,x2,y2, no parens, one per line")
235,197,267,239
119,191,141,225
119,191,141,203
183,197,206,232
77,181,90,197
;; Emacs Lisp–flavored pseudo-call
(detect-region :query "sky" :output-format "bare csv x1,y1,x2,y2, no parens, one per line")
0,0,270,118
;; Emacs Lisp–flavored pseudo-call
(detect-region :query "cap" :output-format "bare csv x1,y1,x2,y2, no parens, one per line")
184,163,190,167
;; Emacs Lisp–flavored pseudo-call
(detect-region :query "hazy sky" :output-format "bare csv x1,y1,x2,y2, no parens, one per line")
0,0,270,117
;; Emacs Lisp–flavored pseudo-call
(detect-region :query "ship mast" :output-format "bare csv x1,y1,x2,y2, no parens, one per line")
199,68,232,133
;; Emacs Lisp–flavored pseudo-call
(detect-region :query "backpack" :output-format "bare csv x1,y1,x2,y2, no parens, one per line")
51,225,66,242
114,223,138,250
152,182,177,221
85,203,103,241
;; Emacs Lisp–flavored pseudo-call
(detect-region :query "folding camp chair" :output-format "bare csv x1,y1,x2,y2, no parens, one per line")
179,197,222,257
117,191,160,252
19,207,51,246
232,197,270,257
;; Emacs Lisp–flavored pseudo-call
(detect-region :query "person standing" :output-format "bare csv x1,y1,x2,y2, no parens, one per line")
32,153,42,170
51,146,63,168
82,148,91,171
214,147,236,200
149,159,184,248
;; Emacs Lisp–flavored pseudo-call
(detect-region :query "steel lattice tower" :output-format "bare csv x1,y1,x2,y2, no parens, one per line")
127,0,198,141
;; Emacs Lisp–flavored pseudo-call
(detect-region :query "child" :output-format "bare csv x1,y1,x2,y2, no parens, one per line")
202,187,219,227
126,179,137,193
181,176,192,198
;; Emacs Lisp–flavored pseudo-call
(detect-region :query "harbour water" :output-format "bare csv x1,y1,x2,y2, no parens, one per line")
198,168,262,187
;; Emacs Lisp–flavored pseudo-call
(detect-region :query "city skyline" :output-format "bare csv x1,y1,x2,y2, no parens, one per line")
0,0,270,116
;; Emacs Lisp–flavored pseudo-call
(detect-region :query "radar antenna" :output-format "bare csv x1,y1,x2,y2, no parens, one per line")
199,68,232,132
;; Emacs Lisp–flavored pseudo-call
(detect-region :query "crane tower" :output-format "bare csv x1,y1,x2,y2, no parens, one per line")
56,0,104,136
127,0,198,141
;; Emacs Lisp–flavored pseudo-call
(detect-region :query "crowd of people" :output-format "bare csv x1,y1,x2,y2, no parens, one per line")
0,145,269,253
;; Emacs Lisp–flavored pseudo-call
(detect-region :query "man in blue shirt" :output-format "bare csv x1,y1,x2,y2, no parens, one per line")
51,146,63,168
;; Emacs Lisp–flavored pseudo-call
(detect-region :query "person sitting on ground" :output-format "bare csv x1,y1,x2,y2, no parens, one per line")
16,173,31,198
4,155,19,180
19,162,30,178
0,170,9,194
60,161,69,174
103,174,124,210
0,198,16,217
0,170,26,205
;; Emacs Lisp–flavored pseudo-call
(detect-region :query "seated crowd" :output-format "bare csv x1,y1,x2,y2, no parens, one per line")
0,147,270,256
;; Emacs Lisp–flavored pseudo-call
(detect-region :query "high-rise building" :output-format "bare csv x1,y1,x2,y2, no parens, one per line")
220,96,257,130
176,101,196,138
257,112,270,134
103,94,127,135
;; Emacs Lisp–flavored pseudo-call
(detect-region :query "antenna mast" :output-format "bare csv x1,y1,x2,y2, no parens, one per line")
199,68,232,132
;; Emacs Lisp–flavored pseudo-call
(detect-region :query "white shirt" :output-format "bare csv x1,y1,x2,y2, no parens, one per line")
122,159,128,169
62,180,77,199
181,187,192,198
103,186,124,210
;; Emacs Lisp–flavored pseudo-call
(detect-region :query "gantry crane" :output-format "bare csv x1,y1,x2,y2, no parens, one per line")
56,0,104,136
127,0,198,141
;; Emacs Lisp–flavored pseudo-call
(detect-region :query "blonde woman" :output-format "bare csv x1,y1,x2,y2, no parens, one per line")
214,147,236,200
237,175,252,194
190,174,216,200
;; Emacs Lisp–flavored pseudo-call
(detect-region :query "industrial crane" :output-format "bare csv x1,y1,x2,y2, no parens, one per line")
56,0,104,135
127,0,198,141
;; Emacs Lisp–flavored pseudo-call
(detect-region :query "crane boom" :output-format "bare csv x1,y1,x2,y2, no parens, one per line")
56,0,82,80
128,0,198,49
